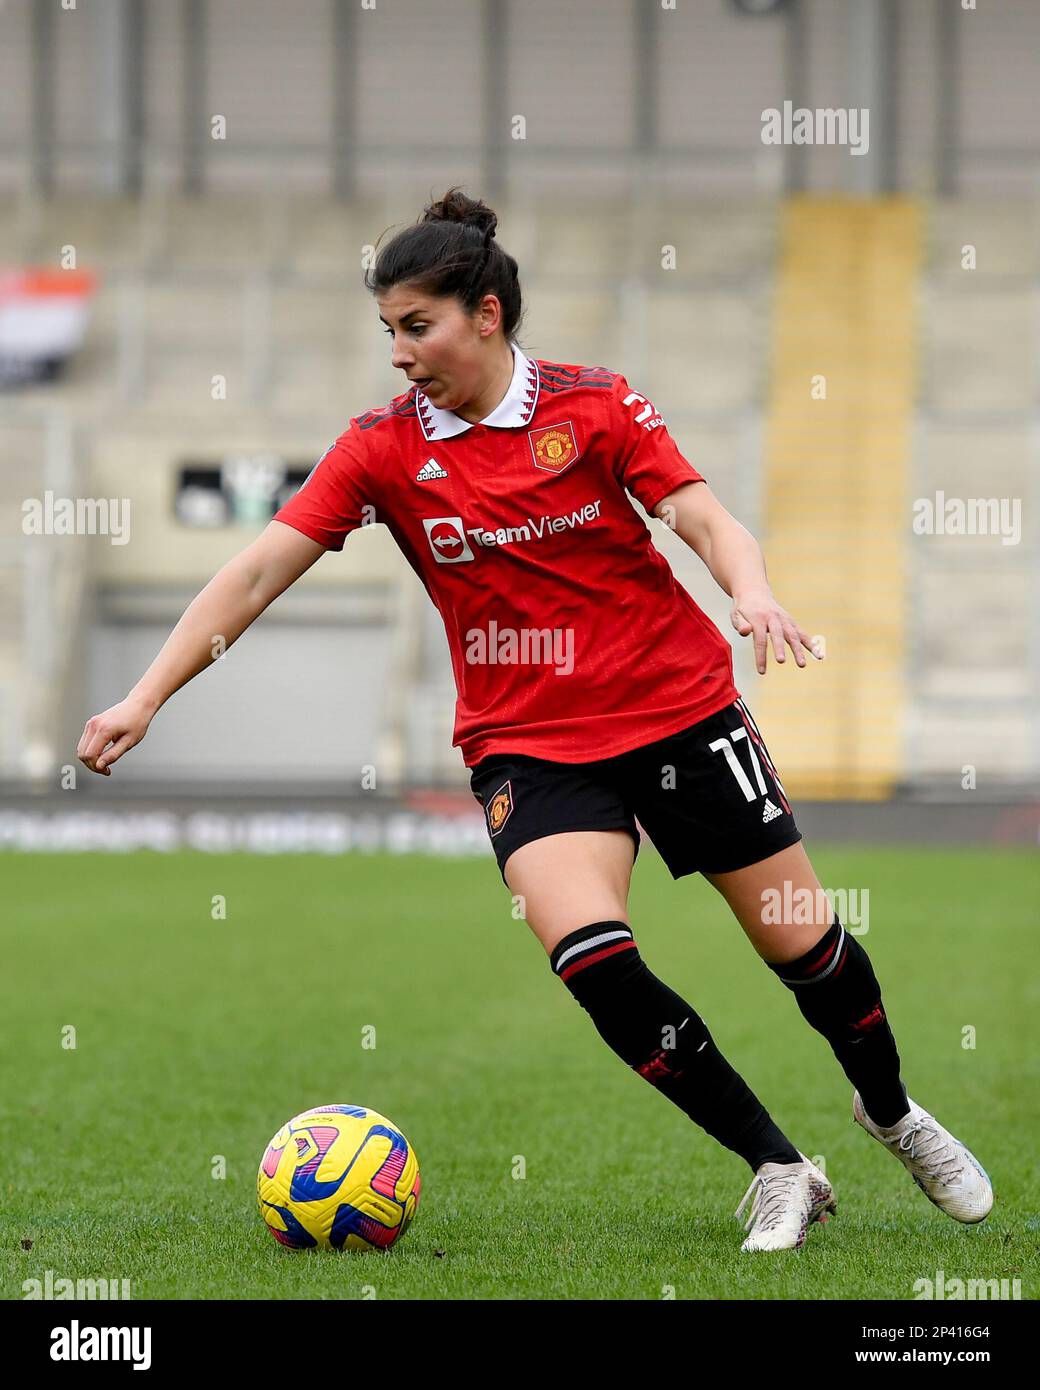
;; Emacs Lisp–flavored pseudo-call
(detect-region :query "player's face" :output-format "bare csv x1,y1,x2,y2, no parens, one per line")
376,287,489,410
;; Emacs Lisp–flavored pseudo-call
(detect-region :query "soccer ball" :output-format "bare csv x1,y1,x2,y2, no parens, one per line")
257,1103,421,1251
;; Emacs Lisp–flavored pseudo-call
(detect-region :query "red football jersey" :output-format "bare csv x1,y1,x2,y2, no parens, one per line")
273,343,740,766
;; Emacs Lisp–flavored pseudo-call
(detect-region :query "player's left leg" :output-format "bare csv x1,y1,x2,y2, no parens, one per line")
622,696,992,1225
705,840,993,1222
613,701,908,1132
703,840,910,1127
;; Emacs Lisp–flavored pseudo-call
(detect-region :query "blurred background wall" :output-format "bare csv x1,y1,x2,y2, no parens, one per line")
0,0,1036,831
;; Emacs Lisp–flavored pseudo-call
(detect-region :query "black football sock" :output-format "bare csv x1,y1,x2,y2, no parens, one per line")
550,921,802,1173
767,916,910,1129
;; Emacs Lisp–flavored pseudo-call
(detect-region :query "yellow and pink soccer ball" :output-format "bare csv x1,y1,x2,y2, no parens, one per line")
257,1104,421,1251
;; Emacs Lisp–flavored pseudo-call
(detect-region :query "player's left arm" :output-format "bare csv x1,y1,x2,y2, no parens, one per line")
653,480,822,675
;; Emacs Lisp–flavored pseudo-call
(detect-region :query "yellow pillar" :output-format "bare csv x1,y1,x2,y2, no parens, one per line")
754,198,921,799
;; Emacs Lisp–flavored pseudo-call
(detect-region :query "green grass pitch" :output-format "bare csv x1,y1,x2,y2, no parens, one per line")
2,844,1037,1300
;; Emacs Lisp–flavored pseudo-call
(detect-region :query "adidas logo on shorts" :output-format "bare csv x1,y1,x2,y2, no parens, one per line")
762,798,783,823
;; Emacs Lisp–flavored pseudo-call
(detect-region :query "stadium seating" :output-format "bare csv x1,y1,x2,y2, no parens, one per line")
0,193,1034,792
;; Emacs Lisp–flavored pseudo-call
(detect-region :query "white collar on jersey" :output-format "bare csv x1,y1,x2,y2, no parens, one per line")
414,340,540,442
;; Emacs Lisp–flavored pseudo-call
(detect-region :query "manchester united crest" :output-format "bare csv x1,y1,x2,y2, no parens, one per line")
486,780,514,837
528,421,580,474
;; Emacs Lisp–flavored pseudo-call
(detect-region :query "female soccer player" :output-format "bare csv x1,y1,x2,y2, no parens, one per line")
78,188,992,1251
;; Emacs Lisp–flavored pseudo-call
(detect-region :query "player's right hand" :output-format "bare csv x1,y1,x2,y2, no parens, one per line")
77,696,154,776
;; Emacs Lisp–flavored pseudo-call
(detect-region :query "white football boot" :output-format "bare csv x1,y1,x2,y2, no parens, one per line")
852,1091,993,1223
734,1153,836,1252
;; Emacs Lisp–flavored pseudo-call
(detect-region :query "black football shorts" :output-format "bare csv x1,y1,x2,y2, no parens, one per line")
468,697,802,885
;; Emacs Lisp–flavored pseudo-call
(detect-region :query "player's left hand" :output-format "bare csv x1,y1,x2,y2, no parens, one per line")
730,588,822,675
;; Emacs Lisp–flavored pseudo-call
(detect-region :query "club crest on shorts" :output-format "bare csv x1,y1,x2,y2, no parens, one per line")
486,780,514,837
528,421,580,474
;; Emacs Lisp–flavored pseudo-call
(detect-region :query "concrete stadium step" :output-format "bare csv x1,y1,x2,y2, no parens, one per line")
908,707,1035,776
923,289,1035,411
927,201,1040,276
646,290,765,410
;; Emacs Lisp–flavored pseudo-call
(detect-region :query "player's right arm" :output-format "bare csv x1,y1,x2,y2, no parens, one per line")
76,520,326,776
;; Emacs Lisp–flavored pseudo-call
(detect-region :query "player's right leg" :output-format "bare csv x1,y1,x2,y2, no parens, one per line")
502,828,635,955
